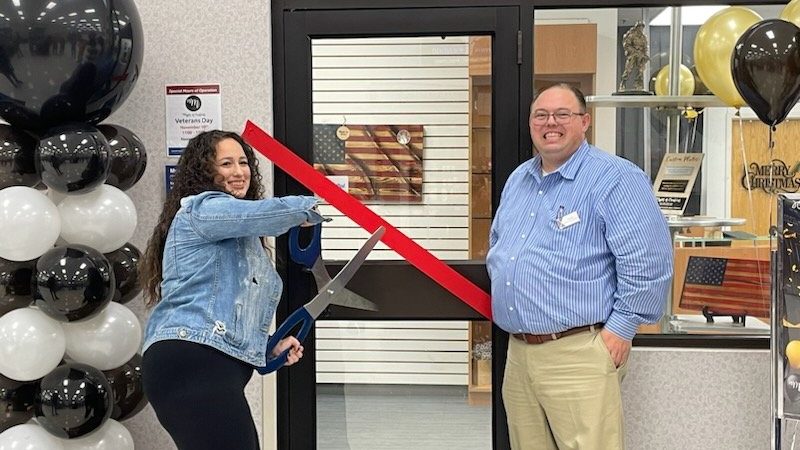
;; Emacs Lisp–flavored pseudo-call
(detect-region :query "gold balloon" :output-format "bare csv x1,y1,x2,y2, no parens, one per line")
781,0,800,28
694,6,762,108
788,340,800,369
654,64,695,96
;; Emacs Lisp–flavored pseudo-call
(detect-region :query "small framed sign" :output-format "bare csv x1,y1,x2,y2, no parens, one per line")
653,153,704,216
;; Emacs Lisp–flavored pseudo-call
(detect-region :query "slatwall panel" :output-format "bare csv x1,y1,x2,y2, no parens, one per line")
316,321,469,385
311,37,472,385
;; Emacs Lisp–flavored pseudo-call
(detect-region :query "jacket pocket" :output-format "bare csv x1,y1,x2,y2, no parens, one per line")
222,302,245,346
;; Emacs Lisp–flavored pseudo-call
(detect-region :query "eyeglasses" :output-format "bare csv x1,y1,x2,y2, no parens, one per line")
531,109,586,125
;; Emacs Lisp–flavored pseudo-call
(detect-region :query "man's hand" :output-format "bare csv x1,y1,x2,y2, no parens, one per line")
599,328,631,368
271,336,304,366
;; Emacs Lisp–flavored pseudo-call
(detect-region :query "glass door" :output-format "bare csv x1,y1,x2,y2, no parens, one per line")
274,5,527,449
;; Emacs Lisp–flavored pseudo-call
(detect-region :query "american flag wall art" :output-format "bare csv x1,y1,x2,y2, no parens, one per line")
313,124,423,202
679,255,771,318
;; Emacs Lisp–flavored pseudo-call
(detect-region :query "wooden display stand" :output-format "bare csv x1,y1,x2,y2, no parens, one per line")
467,36,492,405
533,23,597,143
467,320,492,405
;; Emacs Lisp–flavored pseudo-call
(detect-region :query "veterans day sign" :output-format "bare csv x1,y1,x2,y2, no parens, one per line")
165,84,221,156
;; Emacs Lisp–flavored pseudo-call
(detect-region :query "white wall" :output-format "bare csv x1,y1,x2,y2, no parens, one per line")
109,1,273,448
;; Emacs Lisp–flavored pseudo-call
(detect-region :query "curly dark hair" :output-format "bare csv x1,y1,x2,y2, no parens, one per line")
140,130,265,307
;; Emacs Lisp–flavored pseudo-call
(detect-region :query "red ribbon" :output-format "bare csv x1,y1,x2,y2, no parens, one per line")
242,121,492,319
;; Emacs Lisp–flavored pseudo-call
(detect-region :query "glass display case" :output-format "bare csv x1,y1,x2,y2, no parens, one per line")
536,5,780,337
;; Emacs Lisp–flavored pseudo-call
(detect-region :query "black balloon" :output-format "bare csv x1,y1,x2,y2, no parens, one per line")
0,372,37,433
0,257,35,316
104,242,141,304
34,362,112,439
33,244,114,322
732,19,800,126
0,125,38,189
98,124,146,191
0,0,143,131
102,353,146,421
35,123,110,193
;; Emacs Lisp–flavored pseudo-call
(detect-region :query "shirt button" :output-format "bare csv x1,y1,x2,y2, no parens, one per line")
521,234,526,239
505,281,511,286
178,329,188,338
510,256,515,261
518,329,523,332
530,212,535,217
509,307,514,311
538,190,543,195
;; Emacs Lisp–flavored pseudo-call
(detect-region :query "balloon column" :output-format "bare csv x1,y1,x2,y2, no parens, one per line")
0,1,146,448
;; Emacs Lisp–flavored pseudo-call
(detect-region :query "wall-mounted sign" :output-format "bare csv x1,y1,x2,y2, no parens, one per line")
165,84,221,156
653,153,704,215
165,165,177,195
742,159,800,193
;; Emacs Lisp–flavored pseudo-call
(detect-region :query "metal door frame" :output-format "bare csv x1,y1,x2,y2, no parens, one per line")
272,2,531,448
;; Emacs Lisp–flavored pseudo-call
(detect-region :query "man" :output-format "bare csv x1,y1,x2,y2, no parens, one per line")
487,84,672,449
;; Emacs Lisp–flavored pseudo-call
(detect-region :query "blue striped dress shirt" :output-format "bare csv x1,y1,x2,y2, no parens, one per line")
486,141,673,340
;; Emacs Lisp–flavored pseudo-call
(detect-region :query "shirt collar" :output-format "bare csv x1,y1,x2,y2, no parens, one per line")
527,140,591,181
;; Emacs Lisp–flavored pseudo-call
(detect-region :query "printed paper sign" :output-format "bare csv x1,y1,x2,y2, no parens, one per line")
165,84,221,156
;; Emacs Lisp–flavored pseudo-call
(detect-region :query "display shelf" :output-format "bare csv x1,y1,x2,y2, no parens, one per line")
668,315,770,335
586,94,727,109
469,384,491,393
666,216,746,228
673,235,769,244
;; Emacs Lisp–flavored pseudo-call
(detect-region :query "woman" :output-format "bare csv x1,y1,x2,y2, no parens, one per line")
139,130,323,449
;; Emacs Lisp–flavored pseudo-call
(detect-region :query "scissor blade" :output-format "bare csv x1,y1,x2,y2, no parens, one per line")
304,226,385,318
308,257,378,311
309,258,333,291
332,289,379,311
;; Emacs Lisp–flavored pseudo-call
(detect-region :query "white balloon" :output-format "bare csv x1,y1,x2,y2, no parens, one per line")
0,423,65,450
0,308,65,381
63,303,142,371
59,420,134,450
0,186,61,261
58,185,137,254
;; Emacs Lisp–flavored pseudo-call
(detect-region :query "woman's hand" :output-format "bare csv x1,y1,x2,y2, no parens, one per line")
300,204,331,226
270,336,304,366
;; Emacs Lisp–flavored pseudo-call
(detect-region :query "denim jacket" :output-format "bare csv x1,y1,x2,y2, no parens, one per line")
142,191,324,367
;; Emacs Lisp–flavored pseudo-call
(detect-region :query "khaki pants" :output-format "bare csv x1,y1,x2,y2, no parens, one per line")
502,330,628,450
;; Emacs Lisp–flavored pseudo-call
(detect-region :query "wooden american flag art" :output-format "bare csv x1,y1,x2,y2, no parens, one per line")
312,124,423,202
679,255,771,318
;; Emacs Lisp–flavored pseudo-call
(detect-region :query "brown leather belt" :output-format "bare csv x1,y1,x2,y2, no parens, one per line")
512,323,603,345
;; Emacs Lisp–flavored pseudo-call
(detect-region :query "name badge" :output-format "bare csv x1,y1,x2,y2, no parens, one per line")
558,211,580,229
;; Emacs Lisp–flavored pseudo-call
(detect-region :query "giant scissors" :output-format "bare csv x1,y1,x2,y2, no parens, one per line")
257,225,384,374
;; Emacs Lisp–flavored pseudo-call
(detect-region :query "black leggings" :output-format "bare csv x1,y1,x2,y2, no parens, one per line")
142,340,260,450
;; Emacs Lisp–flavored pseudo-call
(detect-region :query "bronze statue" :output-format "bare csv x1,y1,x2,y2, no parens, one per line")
618,22,649,94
